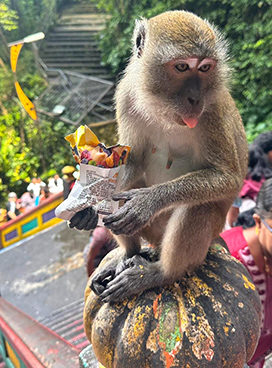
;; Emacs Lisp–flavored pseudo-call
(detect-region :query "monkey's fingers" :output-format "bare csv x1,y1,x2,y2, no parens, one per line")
100,273,132,303
74,210,92,230
69,208,97,230
84,212,98,231
104,213,142,235
103,206,129,226
112,192,132,201
69,210,85,228
90,268,115,295
77,207,98,231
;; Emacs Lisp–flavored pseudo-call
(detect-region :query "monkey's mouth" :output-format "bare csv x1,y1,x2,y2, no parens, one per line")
176,115,199,128
182,117,199,128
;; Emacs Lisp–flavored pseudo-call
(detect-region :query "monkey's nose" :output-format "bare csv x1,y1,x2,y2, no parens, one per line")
188,97,200,106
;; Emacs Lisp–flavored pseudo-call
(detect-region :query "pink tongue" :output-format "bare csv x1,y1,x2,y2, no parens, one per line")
182,117,198,128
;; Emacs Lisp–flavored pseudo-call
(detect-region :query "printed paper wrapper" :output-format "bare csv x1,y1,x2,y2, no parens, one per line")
55,164,124,227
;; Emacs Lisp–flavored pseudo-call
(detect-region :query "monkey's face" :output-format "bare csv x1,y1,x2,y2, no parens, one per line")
130,11,229,130
154,57,218,128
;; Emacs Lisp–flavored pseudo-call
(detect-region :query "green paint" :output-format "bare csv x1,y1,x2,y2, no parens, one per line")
158,302,182,352
21,218,38,233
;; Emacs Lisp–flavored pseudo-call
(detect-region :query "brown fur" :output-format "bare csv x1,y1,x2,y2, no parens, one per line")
90,11,248,302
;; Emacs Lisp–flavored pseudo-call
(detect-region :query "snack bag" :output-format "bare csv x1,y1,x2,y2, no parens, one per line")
55,125,130,227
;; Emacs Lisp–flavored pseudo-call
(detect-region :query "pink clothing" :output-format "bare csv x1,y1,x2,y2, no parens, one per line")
221,227,272,367
240,178,265,201
20,192,36,212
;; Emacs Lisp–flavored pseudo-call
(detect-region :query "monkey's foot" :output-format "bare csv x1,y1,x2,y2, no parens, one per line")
96,255,162,303
139,247,159,262
90,258,128,295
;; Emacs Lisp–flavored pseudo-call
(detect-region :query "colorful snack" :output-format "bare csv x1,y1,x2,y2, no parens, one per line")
65,125,130,168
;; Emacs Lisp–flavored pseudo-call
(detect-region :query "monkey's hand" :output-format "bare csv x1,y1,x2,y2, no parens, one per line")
96,256,162,303
103,188,156,235
68,207,98,231
90,256,128,295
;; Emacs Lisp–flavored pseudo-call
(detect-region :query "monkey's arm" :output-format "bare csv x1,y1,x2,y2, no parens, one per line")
103,165,242,235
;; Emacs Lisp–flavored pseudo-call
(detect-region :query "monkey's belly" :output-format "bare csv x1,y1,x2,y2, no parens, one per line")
144,152,203,186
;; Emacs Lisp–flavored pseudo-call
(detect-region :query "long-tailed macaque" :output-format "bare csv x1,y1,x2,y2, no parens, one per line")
70,11,248,302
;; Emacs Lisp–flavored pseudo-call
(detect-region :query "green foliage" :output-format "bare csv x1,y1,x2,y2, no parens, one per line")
0,0,70,207
92,0,272,139
0,2,18,31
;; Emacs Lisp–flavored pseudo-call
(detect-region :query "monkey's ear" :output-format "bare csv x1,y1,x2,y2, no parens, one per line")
133,19,148,58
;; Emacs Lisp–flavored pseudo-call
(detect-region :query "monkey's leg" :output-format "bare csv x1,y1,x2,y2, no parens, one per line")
90,234,141,295
159,203,226,280
98,203,225,302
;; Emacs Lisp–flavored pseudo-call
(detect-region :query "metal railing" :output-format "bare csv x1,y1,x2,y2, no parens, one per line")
35,59,114,125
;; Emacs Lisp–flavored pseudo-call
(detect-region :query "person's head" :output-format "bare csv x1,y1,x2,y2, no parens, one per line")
235,208,256,229
253,131,272,164
41,186,50,198
8,192,17,202
37,177,42,184
54,174,60,180
253,178,272,257
247,143,272,181
31,177,37,184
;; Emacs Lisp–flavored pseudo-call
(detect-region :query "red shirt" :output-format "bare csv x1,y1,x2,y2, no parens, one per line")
220,226,247,260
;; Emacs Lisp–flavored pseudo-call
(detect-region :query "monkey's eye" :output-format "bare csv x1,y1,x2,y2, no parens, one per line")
175,63,189,72
199,64,211,72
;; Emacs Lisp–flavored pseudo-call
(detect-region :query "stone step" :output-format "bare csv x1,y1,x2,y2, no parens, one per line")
45,63,106,70
39,299,84,327
41,51,101,57
42,56,102,62
44,40,98,47
60,14,111,21
59,17,107,25
52,25,105,32
62,6,98,14
38,299,89,351
46,33,98,40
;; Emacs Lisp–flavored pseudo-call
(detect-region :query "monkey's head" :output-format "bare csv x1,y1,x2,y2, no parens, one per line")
127,11,229,130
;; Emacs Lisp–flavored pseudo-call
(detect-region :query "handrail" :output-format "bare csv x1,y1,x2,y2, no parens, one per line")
0,192,62,231
0,193,63,249
0,297,80,368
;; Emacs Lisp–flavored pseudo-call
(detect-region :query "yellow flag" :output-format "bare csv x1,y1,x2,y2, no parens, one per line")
10,43,23,73
15,82,37,120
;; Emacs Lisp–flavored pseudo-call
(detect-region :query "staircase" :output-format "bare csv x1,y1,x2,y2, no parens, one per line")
38,299,90,352
40,1,111,79
38,1,115,124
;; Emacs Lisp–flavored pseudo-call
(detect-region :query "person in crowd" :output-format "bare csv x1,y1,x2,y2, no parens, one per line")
6,192,21,221
27,177,46,199
38,186,52,203
20,189,36,213
62,166,76,199
226,140,272,229
48,174,64,194
221,178,272,368
254,130,272,167
83,227,116,277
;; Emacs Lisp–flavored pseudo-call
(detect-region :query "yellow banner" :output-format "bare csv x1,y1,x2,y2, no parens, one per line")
10,43,23,73
15,81,37,120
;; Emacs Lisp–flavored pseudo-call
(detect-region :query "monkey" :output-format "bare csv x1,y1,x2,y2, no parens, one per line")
69,10,248,302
